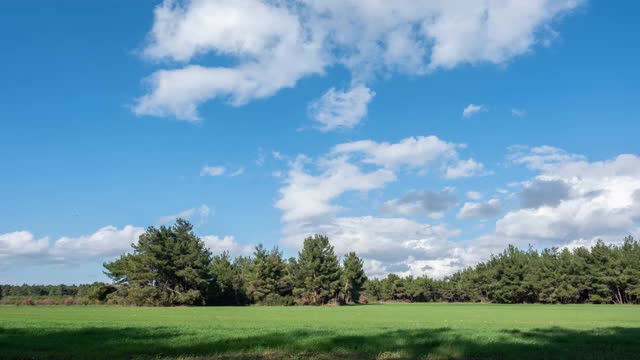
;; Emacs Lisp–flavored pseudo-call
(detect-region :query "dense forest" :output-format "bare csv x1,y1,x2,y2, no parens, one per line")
2,220,639,305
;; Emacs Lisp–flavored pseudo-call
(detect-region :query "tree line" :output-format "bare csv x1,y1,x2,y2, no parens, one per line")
101,219,366,306
2,220,639,305
366,237,640,304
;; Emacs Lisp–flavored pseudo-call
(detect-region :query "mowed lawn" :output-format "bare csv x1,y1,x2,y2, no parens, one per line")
1,304,639,359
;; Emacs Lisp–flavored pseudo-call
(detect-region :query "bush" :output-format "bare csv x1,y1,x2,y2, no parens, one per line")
22,298,35,306
261,294,295,306
126,286,161,306
87,284,117,302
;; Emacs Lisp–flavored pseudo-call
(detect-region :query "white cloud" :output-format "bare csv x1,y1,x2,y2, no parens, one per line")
202,235,254,257
466,191,483,200
201,165,226,176
332,135,485,178
277,134,486,223
458,199,503,219
308,85,375,131
0,226,144,266
507,145,585,171
134,0,325,121
0,231,49,260
462,104,486,118
444,158,488,179
275,144,640,280
276,155,396,222
497,152,640,241
134,0,584,120
51,226,145,260
159,204,211,224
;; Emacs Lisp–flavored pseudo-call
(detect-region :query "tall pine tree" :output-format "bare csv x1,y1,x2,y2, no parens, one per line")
294,235,342,305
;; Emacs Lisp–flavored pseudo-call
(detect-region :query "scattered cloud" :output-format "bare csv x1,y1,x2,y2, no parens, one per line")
444,158,489,179
458,199,503,219
511,108,527,117
275,155,396,222
519,179,571,208
308,85,375,131
202,235,254,257
332,135,486,178
466,191,483,200
159,204,211,224
229,167,245,177
51,226,145,260
497,152,640,240
200,165,226,177
0,231,49,261
507,145,585,171
462,104,486,118
0,226,144,266
134,0,584,121
382,188,457,219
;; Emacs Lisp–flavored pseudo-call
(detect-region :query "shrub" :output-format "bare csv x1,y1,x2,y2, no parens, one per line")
22,298,35,306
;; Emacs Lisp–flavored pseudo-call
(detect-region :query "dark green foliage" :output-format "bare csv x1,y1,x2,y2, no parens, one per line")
6,229,640,306
103,219,213,306
341,252,367,303
364,236,640,304
294,235,342,305
209,251,248,305
244,245,293,305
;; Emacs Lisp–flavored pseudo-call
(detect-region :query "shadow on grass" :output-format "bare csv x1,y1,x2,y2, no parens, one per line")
1,325,639,359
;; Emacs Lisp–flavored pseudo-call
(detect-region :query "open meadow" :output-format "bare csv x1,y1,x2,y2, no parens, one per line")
1,304,639,359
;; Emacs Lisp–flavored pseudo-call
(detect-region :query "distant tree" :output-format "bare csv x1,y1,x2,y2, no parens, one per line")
245,245,291,304
210,251,248,305
103,219,212,306
294,235,342,305
340,252,367,303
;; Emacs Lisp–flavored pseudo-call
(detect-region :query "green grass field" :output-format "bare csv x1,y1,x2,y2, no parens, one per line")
1,304,639,359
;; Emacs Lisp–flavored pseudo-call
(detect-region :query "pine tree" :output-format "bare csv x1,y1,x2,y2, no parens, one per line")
293,235,342,305
103,219,212,306
341,252,367,303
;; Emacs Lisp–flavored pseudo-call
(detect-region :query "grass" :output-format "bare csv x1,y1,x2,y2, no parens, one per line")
1,304,639,359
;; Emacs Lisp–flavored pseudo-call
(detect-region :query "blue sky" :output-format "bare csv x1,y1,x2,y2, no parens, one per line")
1,0,639,284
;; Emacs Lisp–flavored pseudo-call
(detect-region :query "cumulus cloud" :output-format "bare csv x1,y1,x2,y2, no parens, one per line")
382,188,457,218
1,225,254,268
308,85,375,131
0,231,49,261
159,204,211,224
0,226,144,266
134,0,584,120
466,191,483,200
497,152,640,241
275,155,396,222
277,134,486,223
202,235,254,257
332,135,486,178
519,179,571,208
458,199,503,219
444,158,488,179
51,226,145,260
462,104,486,118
